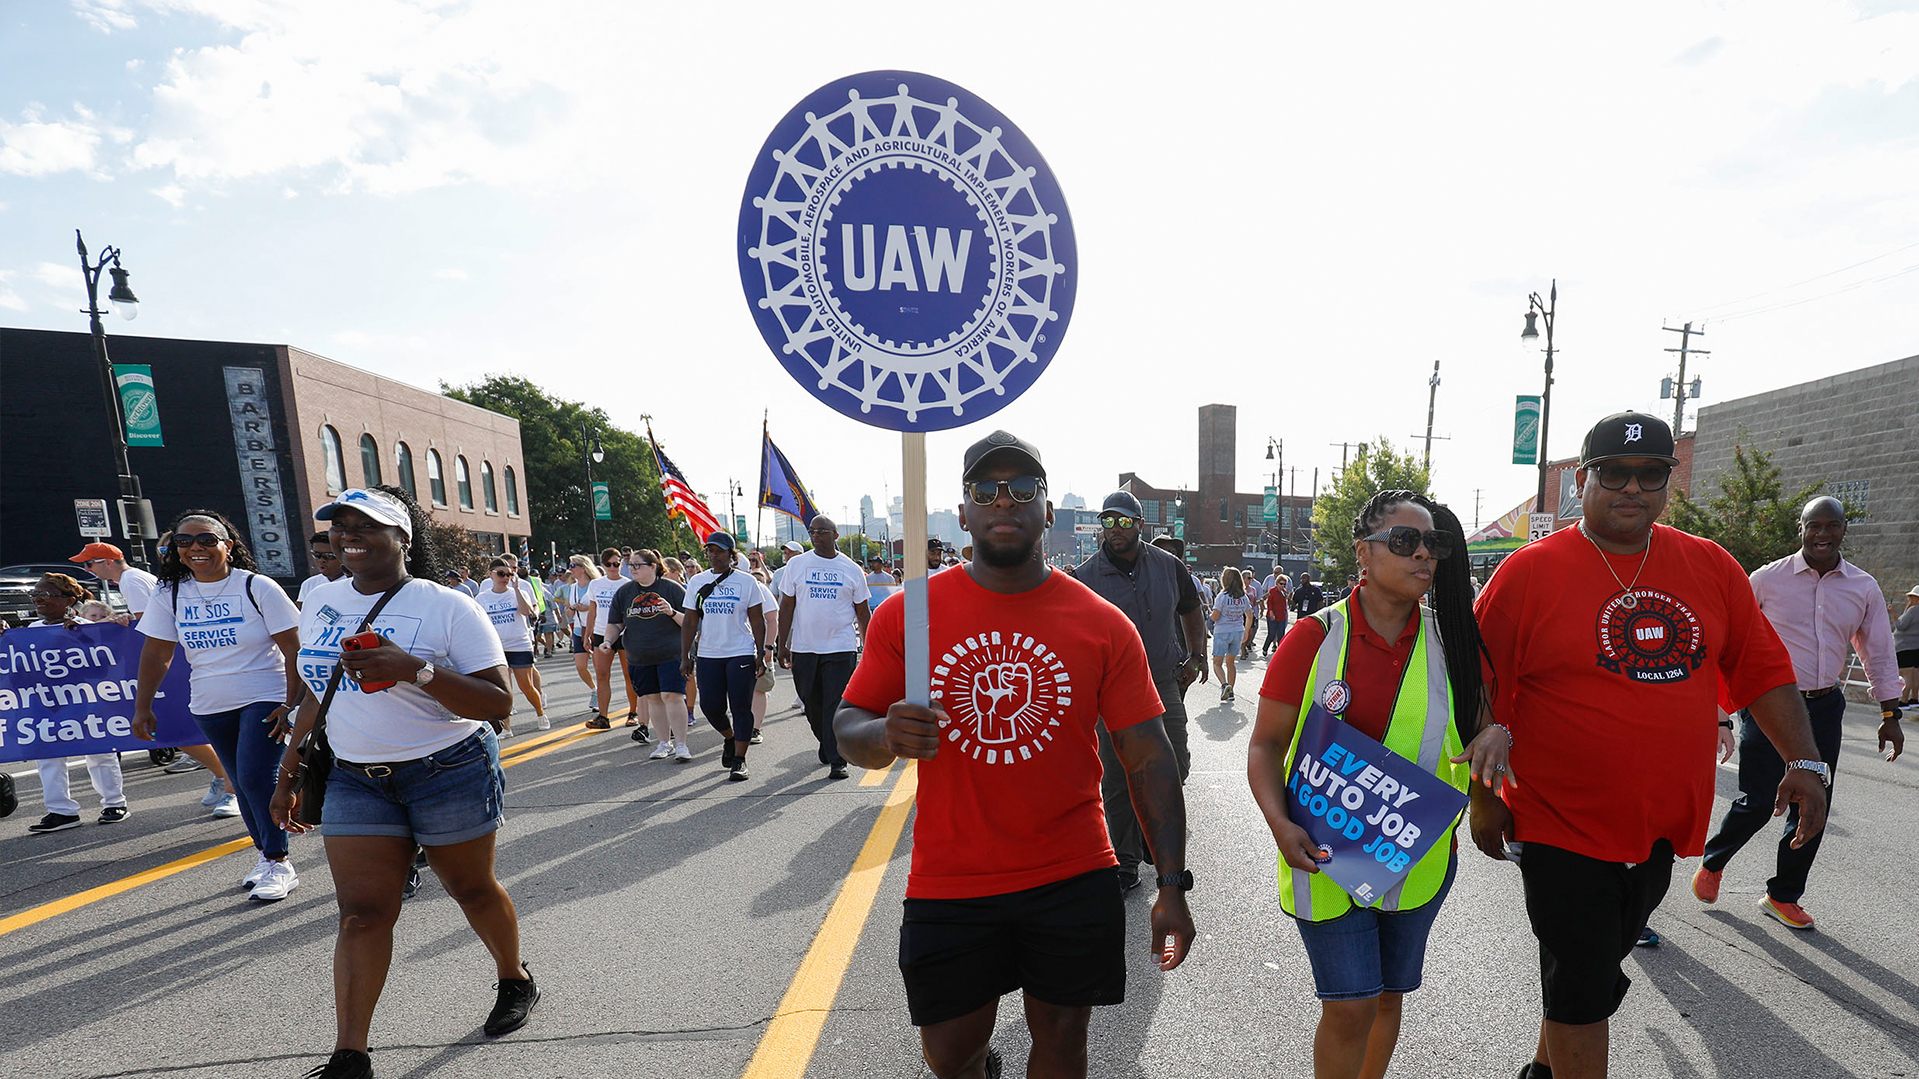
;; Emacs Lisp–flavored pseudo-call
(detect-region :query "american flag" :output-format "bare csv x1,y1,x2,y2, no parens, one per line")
648,431,724,540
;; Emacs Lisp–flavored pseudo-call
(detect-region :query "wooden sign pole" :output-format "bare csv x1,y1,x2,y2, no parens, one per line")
900,432,930,708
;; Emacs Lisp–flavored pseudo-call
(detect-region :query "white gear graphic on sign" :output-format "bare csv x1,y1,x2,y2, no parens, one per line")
929,630,1071,765
744,82,1069,423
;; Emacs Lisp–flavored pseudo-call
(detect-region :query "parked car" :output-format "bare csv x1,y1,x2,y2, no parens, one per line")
0,563,131,628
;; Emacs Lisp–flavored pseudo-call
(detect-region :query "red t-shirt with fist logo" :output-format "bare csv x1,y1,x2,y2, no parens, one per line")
844,566,1163,899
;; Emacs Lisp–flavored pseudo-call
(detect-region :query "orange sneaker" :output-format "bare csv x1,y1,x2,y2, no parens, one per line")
1760,895,1815,930
1691,866,1722,904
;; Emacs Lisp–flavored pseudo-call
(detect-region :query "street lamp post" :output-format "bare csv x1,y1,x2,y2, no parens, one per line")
580,424,605,551
1265,437,1284,564
1519,280,1558,514
76,230,154,569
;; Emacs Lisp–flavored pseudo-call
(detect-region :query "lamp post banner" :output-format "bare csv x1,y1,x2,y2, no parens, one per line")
0,623,198,762
112,364,164,447
1512,395,1541,465
738,70,1077,431
591,483,612,521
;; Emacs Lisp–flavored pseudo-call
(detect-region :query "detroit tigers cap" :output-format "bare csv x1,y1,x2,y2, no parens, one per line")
961,430,1045,482
1580,411,1678,466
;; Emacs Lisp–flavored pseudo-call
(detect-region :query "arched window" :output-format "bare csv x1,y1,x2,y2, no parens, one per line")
395,441,417,500
320,425,346,495
504,466,520,515
427,449,447,506
358,433,382,486
456,455,474,509
480,460,498,512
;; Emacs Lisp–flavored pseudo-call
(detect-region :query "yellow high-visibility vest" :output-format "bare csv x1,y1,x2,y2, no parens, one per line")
1277,598,1468,921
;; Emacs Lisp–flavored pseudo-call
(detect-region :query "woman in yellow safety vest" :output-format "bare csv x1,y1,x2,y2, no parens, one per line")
1248,490,1514,1079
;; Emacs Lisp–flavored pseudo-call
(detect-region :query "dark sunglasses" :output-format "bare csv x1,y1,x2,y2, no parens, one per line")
492,570,513,577
1098,513,1138,530
1360,526,1454,560
603,560,621,566
30,590,62,599
1591,464,1671,491
312,552,340,562
175,533,226,548
963,476,1045,505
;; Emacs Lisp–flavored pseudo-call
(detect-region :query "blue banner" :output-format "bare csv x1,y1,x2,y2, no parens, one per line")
1286,704,1467,906
0,622,200,762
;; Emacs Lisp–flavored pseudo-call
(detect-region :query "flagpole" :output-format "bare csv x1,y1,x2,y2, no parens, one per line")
901,432,929,708
757,411,769,553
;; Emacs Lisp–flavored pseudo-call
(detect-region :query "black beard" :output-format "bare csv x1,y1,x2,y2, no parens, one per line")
977,537,1037,568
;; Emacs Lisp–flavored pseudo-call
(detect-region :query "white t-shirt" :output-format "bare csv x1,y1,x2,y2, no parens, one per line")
866,571,899,607
1213,590,1256,630
138,571,300,714
584,575,625,637
296,578,507,762
117,566,157,618
564,580,592,632
682,568,767,658
777,551,871,654
476,581,535,653
297,572,346,606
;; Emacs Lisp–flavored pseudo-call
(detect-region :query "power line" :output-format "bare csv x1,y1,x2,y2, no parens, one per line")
1685,238,1919,316
1712,260,1919,323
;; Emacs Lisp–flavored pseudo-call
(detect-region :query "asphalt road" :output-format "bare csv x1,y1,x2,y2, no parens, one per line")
4,652,1916,1078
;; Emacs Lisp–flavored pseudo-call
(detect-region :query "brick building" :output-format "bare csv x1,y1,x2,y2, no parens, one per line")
1690,353,1919,602
0,328,530,586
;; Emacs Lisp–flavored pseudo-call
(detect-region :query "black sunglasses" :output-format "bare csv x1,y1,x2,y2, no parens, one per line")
1591,464,1672,491
175,533,226,548
1360,526,1454,560
963,476,1045,505
1098,513,1138,530
312,552,340,562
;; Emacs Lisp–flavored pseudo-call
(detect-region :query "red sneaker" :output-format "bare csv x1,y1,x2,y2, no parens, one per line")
1760,895,1815,930
1691,866,1722,904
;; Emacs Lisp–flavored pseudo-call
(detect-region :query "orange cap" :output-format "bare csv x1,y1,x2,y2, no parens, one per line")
69,542,126,563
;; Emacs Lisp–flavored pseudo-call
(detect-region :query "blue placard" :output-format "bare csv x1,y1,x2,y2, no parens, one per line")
1286,703,1467,907
0,622,201,762
738,70,1077,431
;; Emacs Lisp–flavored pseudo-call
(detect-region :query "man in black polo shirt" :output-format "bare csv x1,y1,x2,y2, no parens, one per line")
1292,570,1326,619
1072,491,1209,890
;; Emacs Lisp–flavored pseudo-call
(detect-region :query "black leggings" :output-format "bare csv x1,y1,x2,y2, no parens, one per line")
696,655,756,747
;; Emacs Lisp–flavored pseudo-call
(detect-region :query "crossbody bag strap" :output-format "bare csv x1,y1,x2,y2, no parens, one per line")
307,577,413,748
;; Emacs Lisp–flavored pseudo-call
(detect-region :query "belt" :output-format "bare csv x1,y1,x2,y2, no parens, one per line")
336,758,411,778
1802,686,1840,700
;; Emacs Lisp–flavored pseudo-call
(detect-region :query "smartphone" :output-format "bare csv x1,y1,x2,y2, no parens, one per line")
341,631,396,692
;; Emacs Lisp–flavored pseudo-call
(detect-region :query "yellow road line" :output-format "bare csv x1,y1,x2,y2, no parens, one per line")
856,761,893,787
1,723,609,938
498,720,590,758
0,837,254,937
742,759,919,1079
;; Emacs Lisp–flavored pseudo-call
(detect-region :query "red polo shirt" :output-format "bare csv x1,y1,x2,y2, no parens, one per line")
1259,585,1418,743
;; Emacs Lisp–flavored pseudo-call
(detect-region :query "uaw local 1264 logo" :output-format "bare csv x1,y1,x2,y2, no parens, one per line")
1595,588,1708,684
929,630,1070,765
738,71,1077,432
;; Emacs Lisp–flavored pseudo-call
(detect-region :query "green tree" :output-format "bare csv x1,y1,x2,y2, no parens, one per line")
426,519,488,577
1308,438,1432,585
1668,442,1832,573
442,375,681,565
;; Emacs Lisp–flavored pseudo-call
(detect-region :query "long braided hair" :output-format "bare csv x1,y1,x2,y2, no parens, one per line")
1352,490,1487,747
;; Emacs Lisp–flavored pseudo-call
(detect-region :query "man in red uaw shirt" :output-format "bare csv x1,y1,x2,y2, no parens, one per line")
1472,412,1827,1079
837,430,1195,1079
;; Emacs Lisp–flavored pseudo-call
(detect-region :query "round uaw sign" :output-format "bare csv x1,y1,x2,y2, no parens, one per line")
738,71,1077,431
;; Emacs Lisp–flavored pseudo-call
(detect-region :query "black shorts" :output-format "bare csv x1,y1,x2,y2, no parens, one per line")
899,867,1126,1027
1518,840,1675,1025
1898,648,1919,669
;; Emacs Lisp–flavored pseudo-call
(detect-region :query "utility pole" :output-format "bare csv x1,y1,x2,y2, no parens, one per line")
1422,360,1441,471
1662,322,1708,434
1473,488,1483,530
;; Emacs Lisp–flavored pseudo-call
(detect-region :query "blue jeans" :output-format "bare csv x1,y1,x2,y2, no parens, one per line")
323,729,506,846
696,655,756,745
1293,854,1457,1000
193,700,291,860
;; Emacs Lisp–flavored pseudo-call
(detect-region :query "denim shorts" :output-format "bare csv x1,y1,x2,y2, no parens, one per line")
322,728,505,846
1293,854,1457,1000
1212,629,1244,657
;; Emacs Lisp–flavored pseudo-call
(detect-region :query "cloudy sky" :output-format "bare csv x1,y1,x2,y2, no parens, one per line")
3,0,1916,538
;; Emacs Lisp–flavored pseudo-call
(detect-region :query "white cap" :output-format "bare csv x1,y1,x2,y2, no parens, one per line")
316,488,413,538
782,540,805,553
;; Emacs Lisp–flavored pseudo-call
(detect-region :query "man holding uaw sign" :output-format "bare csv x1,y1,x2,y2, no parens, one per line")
1248,489,1512,1079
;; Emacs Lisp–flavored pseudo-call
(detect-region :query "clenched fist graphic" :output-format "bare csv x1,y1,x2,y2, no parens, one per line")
969,662,1033,743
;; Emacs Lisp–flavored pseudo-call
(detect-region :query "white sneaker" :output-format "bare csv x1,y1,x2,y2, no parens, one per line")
242,854,274,890
200,778,226,807
249,860,300,902
649,739,674,760
532,714,551,731
498,723,515,739
210,793,241,818
674,742,694,762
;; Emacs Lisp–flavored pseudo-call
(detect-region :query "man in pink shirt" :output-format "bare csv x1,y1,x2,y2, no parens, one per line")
1694,496,1906,930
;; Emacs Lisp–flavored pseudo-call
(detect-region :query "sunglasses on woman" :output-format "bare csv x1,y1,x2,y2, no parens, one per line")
175,533,226,548
963,476,1045,505
1360,526,1454,560
1590,464,1672,491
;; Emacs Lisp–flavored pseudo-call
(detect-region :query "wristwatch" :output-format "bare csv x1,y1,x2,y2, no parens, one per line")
1156,869,1194,892
1883,706,1904,723
411,662,436,688
1786,759,1830,784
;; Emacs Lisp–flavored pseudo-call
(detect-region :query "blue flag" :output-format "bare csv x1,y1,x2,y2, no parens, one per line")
0,622,201,762
1285,703,1467,907
759,428,821,526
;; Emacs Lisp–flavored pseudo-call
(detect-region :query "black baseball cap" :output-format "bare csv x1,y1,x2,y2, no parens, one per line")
1101,491,1145,518
961,430,1045,482
926,537,945,550
703,531,737,551
1581,411,1679,466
